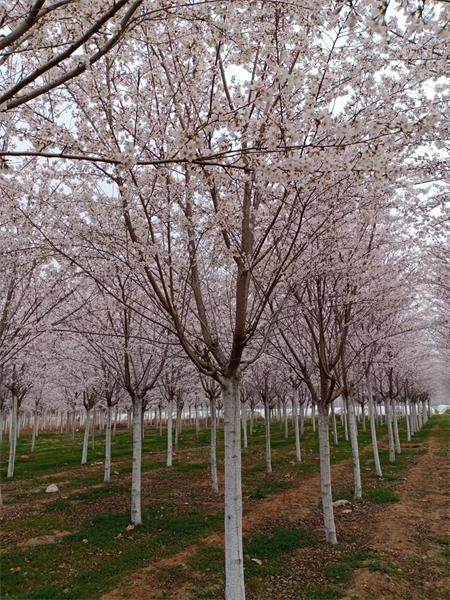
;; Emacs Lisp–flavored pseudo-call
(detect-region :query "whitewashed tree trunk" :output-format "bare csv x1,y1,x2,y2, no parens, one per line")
158,405,163,436
131,396,143,525
166,400,173,467
331,402,338,445
241,403,248,449
113,406,118,438
317,404,337,544
104,404,112,483
347,396,362,500
343,402,349,441
195,403,200,436
293,397,301,463
71,410,76,442
385,399,396,463
392,402,401,454
7,395,18,478
297,403,303,437
366,373,382,478
417,402,423,429
91,407,96,450
311,402,316,432
263,398,272,474
283,401,288,438
222,376,245,600
81,409,90,465
31,410,38,452
361,405,366,432
210,396,219,493
406,401,411,441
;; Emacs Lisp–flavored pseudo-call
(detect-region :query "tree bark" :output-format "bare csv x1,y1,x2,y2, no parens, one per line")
210,396,219,493
366,373,382,478
293,397,301,463
31,410,38,452
317,404,337,544
392,401,401,455
385,399,396,463
131,396,143,525
104,404,112,482
166,399,173,467
241,403,248,449
331,402,338,445
263,398,272,474
7,394,18,478
346,396,362,500
222,376,245,600
81,409,90,465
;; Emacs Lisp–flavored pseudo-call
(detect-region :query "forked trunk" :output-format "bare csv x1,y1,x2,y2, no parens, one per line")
317,403,337,544
131,396,143,525
221,376,245,600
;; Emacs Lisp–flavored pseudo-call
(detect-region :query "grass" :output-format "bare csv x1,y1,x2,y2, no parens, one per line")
365,487,400,504
0,415,446,600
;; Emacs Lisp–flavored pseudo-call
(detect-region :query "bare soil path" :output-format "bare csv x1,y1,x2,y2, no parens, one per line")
343,429,449,600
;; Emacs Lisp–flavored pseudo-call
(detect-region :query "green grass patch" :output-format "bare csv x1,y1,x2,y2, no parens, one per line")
366,487,400,504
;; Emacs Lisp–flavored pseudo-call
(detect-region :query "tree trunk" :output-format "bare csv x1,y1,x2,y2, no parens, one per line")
131,396,143,525
366,372,382,478
311,402,316,432
104,404,112,483
7,394,18,478
385,399,395,463
250,408,254,435
241,403,248,449
166,400,173,467
299,402,305,435
222,376,245,600
346,396,362,500
71,410,76,442
317,404,337,544
331,402,338,446
195,403,200,437
81,409,90,465
293,397,301,463
31,410,38,452
263,398,272,474
113,405,118,438
210,396,219,493
392,401,401,455
283,401,288,438
175,404,182,447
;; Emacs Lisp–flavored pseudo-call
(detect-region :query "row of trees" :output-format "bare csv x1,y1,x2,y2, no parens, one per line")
1,1,447,598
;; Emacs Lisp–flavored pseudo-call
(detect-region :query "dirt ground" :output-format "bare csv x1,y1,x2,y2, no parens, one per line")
102,425,449,600
343,432,449,600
